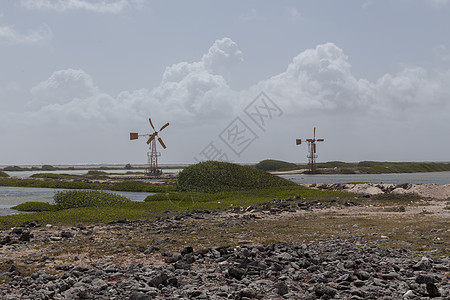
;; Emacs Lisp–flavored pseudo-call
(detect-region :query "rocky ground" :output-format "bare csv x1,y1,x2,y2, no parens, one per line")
1,188,449,299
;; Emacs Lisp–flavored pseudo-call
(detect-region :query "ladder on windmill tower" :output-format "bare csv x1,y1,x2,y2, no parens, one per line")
130,117,169,177
295,127,324,174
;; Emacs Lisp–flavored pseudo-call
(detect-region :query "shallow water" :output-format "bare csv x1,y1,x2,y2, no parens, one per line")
280,171,450,185
0,186,155,216
4,169,182,178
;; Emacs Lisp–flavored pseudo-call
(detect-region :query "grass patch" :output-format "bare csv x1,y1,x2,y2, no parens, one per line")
0,171,9,178
0,178,175,193
30,173,82,180
11,201,57,212
54,190,131,210
177,161,296,193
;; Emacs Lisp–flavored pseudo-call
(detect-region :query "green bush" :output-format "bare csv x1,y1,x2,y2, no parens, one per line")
41,165,56,171
0,171,9,178
254,159,298,171
31,173,81,180
3,166,29,171
12,202,57,212
177,161,296,193
54,190,131,210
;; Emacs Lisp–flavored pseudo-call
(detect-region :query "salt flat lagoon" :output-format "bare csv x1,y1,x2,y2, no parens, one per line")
279,171,450,185
4,168,182,178
0,186,155,216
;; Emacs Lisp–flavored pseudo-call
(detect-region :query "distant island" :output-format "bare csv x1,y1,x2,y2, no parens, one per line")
254,159,450,174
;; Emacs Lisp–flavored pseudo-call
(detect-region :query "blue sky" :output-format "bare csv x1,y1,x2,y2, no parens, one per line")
1,0,450,165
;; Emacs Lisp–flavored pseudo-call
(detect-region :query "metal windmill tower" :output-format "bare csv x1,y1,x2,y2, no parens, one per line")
296,127,324,173
130,117,169,177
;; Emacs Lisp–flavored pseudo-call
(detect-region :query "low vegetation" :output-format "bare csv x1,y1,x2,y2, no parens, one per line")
0,178,175,193
0,171,9,178
254,159,299,171
54,190,131,210
11,202,57,212
177,161,296,193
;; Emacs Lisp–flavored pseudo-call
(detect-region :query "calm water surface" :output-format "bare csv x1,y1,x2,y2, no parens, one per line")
0,186,155,216
5,169,182,178
279,171,450,185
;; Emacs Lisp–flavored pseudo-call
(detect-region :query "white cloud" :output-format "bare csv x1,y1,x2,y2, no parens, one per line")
29,69,98,109
201,37,243,75
27,38,243,124
0,24,52,44
20,0,143,13
253,43,449,118
22,40,450,126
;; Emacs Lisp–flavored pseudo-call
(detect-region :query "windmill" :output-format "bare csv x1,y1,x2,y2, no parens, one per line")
295,127,324,174
130,117,169,177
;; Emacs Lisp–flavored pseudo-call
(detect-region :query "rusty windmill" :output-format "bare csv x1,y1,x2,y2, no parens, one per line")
295,127,324,173
130,117,169,177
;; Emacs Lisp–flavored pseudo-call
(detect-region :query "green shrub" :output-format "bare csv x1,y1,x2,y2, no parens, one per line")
12,202,57,212
86,170,109,179
54,190,131,210
0,171,9,178
31,173,81,180
254,159,298,171
41,165,56,171
3,166,29,171
177,161,296,193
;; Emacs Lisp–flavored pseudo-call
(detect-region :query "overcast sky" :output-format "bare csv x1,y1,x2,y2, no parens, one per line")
1,0,450,166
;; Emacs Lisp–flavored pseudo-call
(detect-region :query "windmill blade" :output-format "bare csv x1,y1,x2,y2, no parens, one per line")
158,137,167,149
317,139,324,142
149,118,156,131
159,122,169,132
296,139,302,145
146,133,157,144
314,127,316,139
314,143,317,153
130,133,139,140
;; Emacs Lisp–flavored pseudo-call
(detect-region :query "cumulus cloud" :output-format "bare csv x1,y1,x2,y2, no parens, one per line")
20,0,143,13
0,24,52,44
201,38,243,75
27,38,243,124
22,39,450,130
29,69,98,109
254,43,449,117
